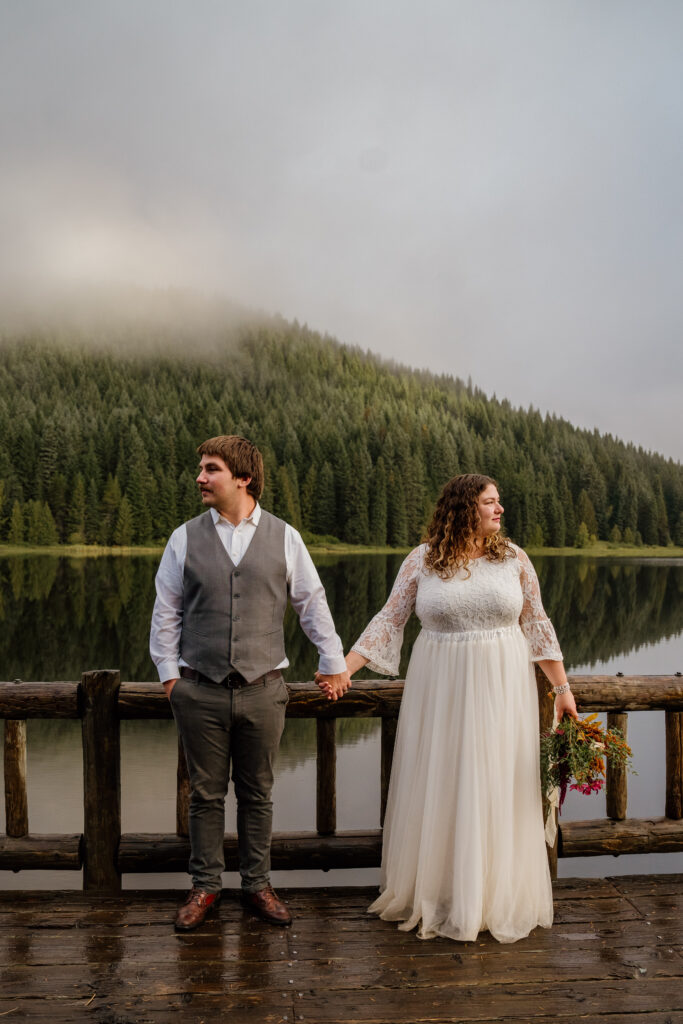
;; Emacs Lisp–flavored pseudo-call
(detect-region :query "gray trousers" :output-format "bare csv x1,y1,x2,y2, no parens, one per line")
170,674,288,894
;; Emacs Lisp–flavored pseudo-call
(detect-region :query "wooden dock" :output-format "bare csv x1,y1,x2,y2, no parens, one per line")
1,875,682,1023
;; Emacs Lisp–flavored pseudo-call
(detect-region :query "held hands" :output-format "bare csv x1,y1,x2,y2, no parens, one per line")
315,669,352,701
315,651,367,701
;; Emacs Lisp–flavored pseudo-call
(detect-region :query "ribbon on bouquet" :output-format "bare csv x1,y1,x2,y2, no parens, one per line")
544,705,560,847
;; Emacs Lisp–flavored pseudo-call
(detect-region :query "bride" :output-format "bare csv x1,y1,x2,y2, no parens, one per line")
343,474,577,943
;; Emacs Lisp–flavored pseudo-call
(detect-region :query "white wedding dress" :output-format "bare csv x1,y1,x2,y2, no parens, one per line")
353,543,562,943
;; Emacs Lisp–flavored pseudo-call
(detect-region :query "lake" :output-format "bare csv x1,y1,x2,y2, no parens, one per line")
1,551,682,888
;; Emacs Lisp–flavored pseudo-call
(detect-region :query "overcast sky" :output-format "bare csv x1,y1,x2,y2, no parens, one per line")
2,1,682,459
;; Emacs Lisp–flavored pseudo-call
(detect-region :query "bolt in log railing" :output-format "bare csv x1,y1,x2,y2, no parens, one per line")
1,670,682,893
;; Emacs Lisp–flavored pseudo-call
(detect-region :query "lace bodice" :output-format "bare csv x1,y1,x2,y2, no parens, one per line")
353,543,562,676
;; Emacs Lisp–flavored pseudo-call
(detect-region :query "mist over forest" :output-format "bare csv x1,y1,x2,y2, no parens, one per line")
0,298,680,550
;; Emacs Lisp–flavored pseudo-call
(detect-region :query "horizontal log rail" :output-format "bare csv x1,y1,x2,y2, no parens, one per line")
2,676,683,719
1,671,682,891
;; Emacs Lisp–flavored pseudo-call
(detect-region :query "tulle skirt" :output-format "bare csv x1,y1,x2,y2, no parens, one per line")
369,625,553,943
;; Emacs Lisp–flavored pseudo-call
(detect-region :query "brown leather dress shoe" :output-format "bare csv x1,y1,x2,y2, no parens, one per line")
241,884,292,926
174,888,221,931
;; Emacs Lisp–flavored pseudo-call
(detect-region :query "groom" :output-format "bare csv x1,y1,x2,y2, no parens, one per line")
150,435,350,930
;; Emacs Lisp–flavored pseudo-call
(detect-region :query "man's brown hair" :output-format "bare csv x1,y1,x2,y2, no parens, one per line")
196,436,264,500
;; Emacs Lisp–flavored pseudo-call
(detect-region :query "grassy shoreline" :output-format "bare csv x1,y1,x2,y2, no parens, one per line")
0,540,681,559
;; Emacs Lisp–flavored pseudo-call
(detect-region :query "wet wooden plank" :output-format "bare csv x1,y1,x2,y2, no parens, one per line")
621,892,683,920
297,979,683,1022
0,881,682,1024
1,941,680,987
609,873,683,896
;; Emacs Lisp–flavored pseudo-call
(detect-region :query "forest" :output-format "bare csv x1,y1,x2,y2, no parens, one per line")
0,316,681,550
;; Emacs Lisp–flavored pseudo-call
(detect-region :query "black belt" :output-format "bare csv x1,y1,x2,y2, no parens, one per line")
180,666,282,689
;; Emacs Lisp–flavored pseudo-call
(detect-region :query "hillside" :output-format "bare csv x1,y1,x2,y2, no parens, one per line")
0,314,680,548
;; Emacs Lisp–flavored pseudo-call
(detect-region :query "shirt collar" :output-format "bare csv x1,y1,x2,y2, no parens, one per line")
210,503,261,528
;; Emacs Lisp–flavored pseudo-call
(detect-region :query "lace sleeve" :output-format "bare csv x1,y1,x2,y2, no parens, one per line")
351,546,423,676
515,546,563,661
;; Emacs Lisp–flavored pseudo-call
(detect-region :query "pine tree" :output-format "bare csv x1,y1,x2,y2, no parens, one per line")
85,479,100,543
8,501,25,545
387,469,408,547
113,496,134,546
38,422,59,502
577,490,598,539
314,462,336,536
300,465,317,532
575,521,590,548
369,456,388,545
67,473,86,543
126,428,153,543
26,500,58,545
274,465,302,531
99,475,122,545
343,444,370,545
48,473,68,542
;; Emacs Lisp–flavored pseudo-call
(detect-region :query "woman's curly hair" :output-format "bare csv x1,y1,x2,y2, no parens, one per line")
423,474,514,578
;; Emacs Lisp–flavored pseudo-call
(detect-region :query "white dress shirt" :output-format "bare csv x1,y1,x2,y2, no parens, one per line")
150,505,347,683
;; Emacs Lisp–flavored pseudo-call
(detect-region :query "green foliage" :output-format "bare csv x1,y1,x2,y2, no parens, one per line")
8,501,25,545
0,323,680,549
575,522,590,548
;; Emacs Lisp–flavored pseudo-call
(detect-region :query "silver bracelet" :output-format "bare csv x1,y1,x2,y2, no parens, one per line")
552,683,571,696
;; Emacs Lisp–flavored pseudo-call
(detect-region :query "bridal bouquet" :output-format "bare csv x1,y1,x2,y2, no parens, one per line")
540,713,634,812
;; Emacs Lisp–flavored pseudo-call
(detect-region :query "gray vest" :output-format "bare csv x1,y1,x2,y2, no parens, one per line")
179,509,288,683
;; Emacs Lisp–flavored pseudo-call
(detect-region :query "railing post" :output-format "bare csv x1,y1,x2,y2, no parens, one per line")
176,735,190,837
535,664,558,879
4,710,29,837
380,717,397,827
316,719,336,836
606,712,628,820
665,710,683,820
81,669,121,893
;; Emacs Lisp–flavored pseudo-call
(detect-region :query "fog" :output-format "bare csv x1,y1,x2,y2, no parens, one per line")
1,1,682,458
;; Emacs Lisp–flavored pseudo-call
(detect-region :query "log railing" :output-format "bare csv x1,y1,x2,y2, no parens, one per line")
1,670,682,892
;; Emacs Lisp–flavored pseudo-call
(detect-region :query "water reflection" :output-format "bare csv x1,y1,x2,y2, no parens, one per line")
0,553,681,680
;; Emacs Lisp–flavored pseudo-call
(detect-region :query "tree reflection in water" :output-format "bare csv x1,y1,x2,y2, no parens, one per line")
0,551,681,683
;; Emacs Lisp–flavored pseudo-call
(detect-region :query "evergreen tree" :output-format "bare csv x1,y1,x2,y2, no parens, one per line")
67,473,86,543
113,496,134,546
387,469,408,547
314,462,336,535
8,501,24,545
575,521,590,548
343,444,370,545
48,473,68,542
26,500,58,545
85,479,100,543
126,427,154,543
38,422,59,501
274,464,302,531
99,475,122,546
369,456,388,545
300,465,317,532
577,490,598,539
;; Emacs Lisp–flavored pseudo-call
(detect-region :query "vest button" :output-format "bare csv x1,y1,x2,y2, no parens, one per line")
234,571,241,577
234,593,241,598
233,636,240,642
233,615,240,621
